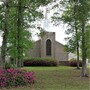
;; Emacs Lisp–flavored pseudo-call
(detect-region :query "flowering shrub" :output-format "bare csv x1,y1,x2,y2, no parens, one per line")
0,67,36,87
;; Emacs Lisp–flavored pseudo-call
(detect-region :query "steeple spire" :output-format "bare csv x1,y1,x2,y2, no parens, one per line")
43,6,50,31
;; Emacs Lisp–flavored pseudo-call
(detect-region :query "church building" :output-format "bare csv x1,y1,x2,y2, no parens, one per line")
28,32,68,64
27,7,68,65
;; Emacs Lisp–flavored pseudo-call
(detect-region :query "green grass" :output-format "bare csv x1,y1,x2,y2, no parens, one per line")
24,66,72,71
1,66,90,90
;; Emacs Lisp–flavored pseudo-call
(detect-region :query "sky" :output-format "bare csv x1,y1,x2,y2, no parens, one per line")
32,23,67,45
47,25,67,45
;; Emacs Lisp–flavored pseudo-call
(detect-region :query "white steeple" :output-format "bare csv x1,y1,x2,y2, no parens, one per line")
43,6,50,31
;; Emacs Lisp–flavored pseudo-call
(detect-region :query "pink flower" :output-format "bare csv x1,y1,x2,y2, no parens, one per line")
0,68,36,87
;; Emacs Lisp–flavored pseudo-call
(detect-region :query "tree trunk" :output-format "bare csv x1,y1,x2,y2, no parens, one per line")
13,38,17,68
76,28,80,69
17,0,22,68
74,1,80,69
0,0,10,68
75,22,80,69
81,21,87,77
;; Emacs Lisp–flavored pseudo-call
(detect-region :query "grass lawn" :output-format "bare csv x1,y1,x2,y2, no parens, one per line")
1,66,90,90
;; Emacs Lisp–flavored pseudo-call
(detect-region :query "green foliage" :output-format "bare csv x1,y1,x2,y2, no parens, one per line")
24,57,57,61
5,62,11,69
52,0,90,60
37,29,46,38
23,58,57,66
0,0,54,68
51,0,90,76
69,58,82,67
52,0,81,54
86,25,90,59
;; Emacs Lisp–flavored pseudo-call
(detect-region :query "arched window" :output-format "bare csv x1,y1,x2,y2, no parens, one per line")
46,39,51,56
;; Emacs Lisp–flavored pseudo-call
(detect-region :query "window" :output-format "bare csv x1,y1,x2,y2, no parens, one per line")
46,39,51,56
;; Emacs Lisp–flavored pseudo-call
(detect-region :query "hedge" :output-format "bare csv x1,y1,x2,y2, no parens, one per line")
23,58,57,66
69,58,82,67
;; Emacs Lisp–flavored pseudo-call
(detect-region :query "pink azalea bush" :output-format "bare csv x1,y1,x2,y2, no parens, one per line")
0,67,36,87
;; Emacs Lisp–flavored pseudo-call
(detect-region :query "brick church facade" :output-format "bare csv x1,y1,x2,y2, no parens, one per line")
28,32,68,64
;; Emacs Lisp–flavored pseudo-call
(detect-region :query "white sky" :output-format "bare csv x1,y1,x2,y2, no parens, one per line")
32,24,67,45
47,25,67,45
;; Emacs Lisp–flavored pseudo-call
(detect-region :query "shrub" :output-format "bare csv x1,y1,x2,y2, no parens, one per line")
0,67,36,87
23,58,57,66
69,58,82,67
5,62,11,69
